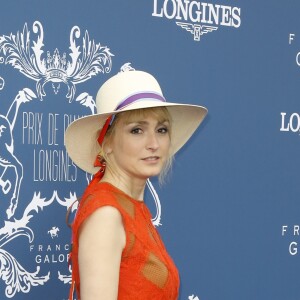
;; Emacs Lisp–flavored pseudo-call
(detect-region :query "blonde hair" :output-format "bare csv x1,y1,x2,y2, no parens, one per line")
99,107,173,184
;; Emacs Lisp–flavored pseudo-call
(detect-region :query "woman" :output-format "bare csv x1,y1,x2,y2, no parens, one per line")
65,69,207,300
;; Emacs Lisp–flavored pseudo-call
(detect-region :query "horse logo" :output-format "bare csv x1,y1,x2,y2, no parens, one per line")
48,226,60,239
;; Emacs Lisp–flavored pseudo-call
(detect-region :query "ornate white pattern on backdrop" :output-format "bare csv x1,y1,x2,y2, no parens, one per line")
0,21,113,298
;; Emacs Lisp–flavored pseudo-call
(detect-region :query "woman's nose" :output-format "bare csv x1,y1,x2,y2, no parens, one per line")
146,132,159,150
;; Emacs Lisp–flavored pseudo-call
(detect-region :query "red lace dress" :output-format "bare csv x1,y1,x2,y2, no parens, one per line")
70,182,180,300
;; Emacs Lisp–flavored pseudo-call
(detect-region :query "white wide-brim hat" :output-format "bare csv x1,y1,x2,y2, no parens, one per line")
65,69,208,174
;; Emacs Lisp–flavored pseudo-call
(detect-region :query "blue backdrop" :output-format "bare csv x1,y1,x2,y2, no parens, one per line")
0,1,299,299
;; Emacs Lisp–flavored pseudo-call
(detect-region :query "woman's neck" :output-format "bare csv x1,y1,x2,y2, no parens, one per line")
101,170,146,201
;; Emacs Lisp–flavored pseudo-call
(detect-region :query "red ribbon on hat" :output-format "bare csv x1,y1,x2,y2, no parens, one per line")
93,115,113,181
97,115,113,146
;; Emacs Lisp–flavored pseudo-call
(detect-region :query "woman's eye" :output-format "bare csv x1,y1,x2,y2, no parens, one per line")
158,127,168,134
131,128,142,134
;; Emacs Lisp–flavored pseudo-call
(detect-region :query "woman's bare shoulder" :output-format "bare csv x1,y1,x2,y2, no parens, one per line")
79,205,125,242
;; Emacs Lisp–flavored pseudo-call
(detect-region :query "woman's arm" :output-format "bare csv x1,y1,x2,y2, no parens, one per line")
78,206,126,300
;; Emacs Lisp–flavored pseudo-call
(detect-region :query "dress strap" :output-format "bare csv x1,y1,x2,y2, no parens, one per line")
68,279,75,300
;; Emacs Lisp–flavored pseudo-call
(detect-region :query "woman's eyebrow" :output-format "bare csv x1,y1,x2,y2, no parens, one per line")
125,120,148,125
125,120,169,126
157,120,170,126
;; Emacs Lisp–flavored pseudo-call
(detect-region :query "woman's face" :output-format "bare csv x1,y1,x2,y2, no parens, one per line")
106,111,171,182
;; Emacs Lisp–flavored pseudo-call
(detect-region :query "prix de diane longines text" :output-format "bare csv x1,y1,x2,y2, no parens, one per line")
22,112,82,182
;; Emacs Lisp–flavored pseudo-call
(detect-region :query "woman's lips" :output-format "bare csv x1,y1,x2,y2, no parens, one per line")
142,156,160,161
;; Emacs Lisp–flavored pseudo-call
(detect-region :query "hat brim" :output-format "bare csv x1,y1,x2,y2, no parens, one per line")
65,101,208,174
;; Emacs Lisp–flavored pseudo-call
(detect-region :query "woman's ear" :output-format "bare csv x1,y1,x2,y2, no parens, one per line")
103,140,113,154
106,146,113,154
